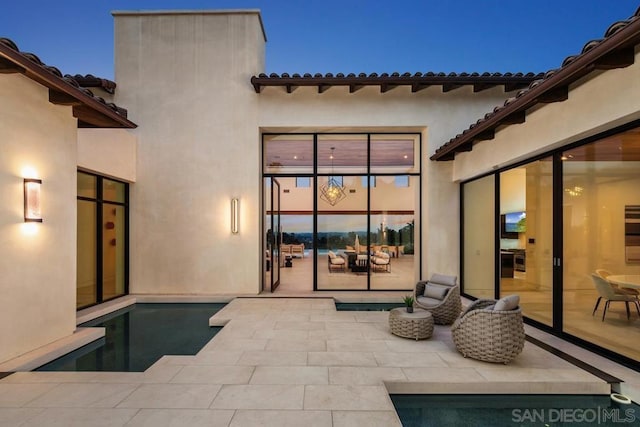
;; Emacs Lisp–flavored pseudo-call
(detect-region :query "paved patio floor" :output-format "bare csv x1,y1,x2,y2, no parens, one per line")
0,298,613,426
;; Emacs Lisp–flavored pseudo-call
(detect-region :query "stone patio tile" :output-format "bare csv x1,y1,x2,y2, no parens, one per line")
303,385,394,410
475,367,602,382
0,408,44,425
0,383,58,407
204,338,268,351
256,329,309,341
126,408,234,427
402,367,486,382
332,410,402,427
323,322,363,331
18,408,139,427
329,367,406,385
373,351,447,368
230,410,332,427
237,351,308,366
307,352,377,367
89,365,183,384
308,329,364,340
383,337,451,352
309,313,357,322
265,339,326,352
210,385,304,410
327,339,391,352
188,351,244,366
25,383,139,408
250,367,328,385
170,365,254,384
274,321,326,331
0,372,98,383
117,384,221,409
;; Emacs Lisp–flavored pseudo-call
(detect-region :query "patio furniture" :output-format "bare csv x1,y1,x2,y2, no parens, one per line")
591,273,640,321
352,254,369,273
290,244,305,258
451,295,525,364
371,250,391,272
596,269,639,296
389,307,434,340
414,273,462,325
327,250,346,272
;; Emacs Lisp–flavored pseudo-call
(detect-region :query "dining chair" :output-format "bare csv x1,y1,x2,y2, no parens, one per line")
591,274,640,321
595,269,639,296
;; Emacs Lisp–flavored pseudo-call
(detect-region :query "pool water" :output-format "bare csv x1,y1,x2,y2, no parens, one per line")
37,303,225,372
391,394,639,426
335,302,404,311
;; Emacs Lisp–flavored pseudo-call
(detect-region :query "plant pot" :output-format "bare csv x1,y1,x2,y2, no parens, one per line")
406,306,413,313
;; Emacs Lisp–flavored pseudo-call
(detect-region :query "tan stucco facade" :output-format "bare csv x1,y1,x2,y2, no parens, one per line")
0,74,78,363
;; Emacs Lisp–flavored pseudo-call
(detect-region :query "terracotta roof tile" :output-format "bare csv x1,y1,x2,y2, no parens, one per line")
432,6,640,160
0,37,134,128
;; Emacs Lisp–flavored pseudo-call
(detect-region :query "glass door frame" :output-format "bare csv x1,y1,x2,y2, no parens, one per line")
262,131,422,292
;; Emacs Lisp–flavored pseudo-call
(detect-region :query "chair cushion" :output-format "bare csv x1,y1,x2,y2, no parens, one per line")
494,295,520,311
374,251,390,259
423,284,449,300
330,257,345,265
328,250,336,259
429,273,457,287
416,296,441,308
372,256,390,265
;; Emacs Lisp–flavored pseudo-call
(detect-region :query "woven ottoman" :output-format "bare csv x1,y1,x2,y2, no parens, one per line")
389,307,434,340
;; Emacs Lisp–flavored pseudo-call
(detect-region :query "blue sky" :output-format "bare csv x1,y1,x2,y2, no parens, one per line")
1,0,638,80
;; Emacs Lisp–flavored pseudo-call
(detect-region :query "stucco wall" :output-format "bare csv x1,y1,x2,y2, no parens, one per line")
78,128,137,182
113,11,265,295
258,85,514,279
0,74,77,363
453,49,640,182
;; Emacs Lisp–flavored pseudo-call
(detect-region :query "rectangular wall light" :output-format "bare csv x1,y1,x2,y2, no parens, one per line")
24,178,42,222
231,198,239,234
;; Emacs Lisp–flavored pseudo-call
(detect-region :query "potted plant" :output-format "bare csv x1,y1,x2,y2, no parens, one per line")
403,295,415,313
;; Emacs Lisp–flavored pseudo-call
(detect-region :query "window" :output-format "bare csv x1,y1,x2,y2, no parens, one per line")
295,177,311,188
77,171,129,309
361,176,376,188
332,176,343,186
395,175,410,187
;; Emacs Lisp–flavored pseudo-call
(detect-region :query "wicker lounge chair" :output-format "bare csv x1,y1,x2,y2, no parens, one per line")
414,273,462,325
451,296,525,364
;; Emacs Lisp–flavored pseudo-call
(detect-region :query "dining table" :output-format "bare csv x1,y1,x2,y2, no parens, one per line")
607,275,640,290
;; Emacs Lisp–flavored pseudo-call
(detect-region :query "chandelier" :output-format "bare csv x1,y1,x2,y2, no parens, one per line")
320,147,347,206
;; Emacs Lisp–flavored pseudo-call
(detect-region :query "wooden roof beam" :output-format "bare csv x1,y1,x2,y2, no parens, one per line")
349,84,364,93
49,89,83,106
442,83,463,93
456,142,473,153
500,110,526,125
411,82,430,93
285,84,298,94
318,84,331,94
474,129,495,141
504,82,530,92
593,47,635,70
473,83,496,93
380,83,398,93
538,86,568,103
0,56,25,73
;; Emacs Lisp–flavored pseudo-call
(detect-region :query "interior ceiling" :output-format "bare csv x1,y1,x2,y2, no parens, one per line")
564,128,640,161
265,138,415,167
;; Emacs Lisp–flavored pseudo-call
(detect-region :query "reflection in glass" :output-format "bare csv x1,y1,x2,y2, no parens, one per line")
499,159,553,326
462,175,495,298
102,205,126,301
77,200,97,309
562,129,640,362
77,172,96,198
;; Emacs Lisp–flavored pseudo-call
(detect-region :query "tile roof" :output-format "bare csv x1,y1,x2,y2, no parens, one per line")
251,71,544,94
0,38,135,128
431,6,640,161
67,74,117,95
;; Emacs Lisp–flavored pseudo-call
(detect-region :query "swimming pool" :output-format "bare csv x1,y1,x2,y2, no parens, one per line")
37,303,225,372
391,394,639,426
335,302,404,311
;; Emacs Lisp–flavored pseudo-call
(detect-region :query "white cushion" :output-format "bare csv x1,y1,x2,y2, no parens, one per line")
423,284,449,300
375,251,390,259
330,257,345,265
494,295,520,311
429,273,457,287
373,257,389,265
416,296,441,308
328,250,336,259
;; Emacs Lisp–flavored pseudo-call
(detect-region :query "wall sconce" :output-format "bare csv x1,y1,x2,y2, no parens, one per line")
231,198,239,234
24,178,42,222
